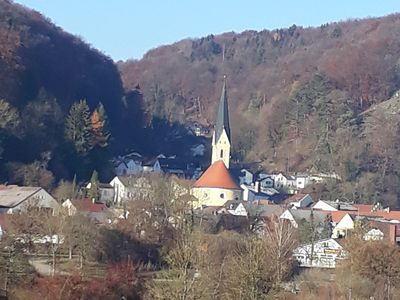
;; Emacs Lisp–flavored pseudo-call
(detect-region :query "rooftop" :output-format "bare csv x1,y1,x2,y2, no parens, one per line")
72,198,107,213
193,160,239,190
0,185,41,208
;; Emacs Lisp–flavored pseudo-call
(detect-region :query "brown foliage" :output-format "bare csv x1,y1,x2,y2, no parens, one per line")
14,261,143,300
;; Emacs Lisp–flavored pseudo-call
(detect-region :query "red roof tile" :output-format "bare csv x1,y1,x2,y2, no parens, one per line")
193,160,239,190
331,211,351,223
353,204,374,213
73,198,107,213
330,208,400,222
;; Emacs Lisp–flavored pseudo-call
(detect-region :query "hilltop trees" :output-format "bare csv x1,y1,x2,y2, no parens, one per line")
0,99,20,158
90,102,111,148
65,100,92,156
63,100,113,179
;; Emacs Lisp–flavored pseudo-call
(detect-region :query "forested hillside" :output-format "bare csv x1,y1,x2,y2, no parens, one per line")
0,0,148,182
119,14,400,206
1,0,400,206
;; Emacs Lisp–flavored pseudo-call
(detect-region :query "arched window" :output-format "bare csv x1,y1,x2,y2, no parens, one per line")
220,149,223,158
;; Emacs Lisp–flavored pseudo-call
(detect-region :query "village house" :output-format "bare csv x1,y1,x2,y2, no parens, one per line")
260,172,313,193
258,176,274,189
363,220,400,244
142,157,162,173
293,238,346,268
158,157,188,178
237,169,254,185
109,175,152,205
280,208,330,229
0,185,59,215
312,199,360,212
331,211,355,238
85,182,114,203
221,200,248,217
241,182,279,202
285,193,313,209
112,151,163,176
295,174,311,190
62,198,108,224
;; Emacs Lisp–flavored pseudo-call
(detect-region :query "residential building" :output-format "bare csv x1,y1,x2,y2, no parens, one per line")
234,168,254,185
222,200,248,217
0,185,59,215
286,193,313,209
241,183,279,202
258,176,274,189
293,238,346,268
312,200,358,212
109,175,152,205
85,182,114,203
295,174,310,189
331,212,355,238
62,198,108,224
280,208,330,229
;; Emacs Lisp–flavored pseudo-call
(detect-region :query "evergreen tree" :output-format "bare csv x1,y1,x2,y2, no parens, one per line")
90,102,111,148
65,100,92,155
88,170,99,201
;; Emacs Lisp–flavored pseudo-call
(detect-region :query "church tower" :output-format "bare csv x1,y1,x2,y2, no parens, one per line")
211,77,231,168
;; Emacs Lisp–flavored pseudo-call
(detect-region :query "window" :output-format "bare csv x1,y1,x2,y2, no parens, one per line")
220,149,223,158
220,193,225,199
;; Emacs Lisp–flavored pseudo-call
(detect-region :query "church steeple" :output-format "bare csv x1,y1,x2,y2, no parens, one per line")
215,76,231,143
212,76,231,168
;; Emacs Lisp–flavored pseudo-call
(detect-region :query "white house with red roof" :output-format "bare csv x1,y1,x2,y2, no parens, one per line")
62,198,108,224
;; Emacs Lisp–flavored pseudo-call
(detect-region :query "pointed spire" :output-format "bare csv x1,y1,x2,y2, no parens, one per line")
215,75,231,142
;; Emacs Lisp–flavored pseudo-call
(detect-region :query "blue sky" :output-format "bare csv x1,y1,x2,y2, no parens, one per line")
14,0,400,61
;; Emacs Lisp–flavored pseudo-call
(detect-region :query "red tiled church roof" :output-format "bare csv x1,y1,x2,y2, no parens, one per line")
193,160,239,190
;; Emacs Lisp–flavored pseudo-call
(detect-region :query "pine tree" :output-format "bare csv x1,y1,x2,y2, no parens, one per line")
90,102,111,148
65,100,92,155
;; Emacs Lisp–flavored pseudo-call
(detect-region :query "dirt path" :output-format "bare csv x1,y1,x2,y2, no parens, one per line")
29,258,70,276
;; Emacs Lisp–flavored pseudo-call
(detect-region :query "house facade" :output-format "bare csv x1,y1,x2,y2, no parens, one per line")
293,238,346,268
0,185,59,215
109,176,152,205
331,212,354,238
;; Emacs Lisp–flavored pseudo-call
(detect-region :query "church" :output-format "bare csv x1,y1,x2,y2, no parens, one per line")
191,78,242,207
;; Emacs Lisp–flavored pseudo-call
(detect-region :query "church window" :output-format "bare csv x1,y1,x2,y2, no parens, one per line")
220,149,223,158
